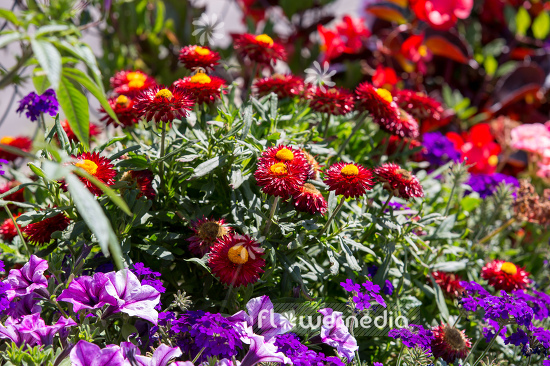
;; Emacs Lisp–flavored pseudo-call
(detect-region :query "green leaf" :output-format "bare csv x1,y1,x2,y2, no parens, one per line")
66,174,124,269
32,68,50,94
57,76,89,148
0,9,21,26
504,5,517,33
190,155,228,179
30,39,62,89
54,114,70,149
35,24,70,37
516,7,531,36
428,273,450,322
0,32,24,49
184,257,211,273
484,55,498,77
62,68,119,125
152,0,165,34
532,11,550,40
240,105,253,139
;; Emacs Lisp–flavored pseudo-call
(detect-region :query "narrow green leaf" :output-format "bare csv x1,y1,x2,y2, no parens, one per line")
57,76,89,148
35,24,70,37
240,105,253,139
0,32,24,49
54,114,70,149
190,155,228,179
428,273,450,322
30,39,62,89
516,7,531,36
0,9,21,26
533,11,550,40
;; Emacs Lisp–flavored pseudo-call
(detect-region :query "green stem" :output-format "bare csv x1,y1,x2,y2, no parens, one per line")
396,344,404,366
262,196,280,236
322,113,330,139
472,326,501,366
360,194,393,242
244,62,258,101
337,114,367,157
4,205,29,257
444,172,459,216
318,198,345,237
0,48,32,90
477,218,516,246
349,325,361,366
159,120,167,192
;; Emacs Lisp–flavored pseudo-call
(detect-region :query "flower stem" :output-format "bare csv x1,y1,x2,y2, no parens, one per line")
244,62,258,101
477,217,516,246
322,113,330,139
337,114,367,157
4,205,29,257
318,198,345,237
262,196,280,236
159,120,167,192
472,326,500,366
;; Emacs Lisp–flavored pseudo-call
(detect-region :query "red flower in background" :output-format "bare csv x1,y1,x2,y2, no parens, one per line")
374,163,424,200
394,90,451,134
237,0,268,25
0,214,21,242
120,169,156,200
0,136,32,161
481,260,530,292
178,45,221,70
0,180,24,205
307,87,355,116
446,124,501,174
431,271,464,298
410,0,473,30
23,212,71,245
318,15,370,62
254,74,305,99
431,323,471,363
372,66,400,91
110,70,156,97
232,33,287,66
100,95,140,128
292,183,328,215
400,34,432,75
60,119,101,142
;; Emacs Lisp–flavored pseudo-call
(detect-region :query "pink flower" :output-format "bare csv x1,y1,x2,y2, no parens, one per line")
410,0,473,30
511,123,550,155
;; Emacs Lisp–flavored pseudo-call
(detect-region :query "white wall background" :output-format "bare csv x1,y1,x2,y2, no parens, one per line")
0,0,362,137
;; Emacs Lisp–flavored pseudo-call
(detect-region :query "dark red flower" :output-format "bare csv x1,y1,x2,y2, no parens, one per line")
374,163,424,200
372,65,400,91
324,162,375,198
232,33,287,66
394,90,451,134
178,45,221,70
302,150,322,180
292,183,328,215
254,74,305,99
431,323,472,363
72,152,117,196
446,124,501,174
100,95,140,128
410,0,473,30
208,233,265,287
0,214,21,242
120,169,155,200
431,271,465,298
186,217,232,257
318,16,370,62
307,87,355,116
0,180,25,204
400,34,432,75
23,212,71,245
173,73,226,104
110,70,156,97
481,260,530,292
254,145,309,199
133,86,194,123
0,136,32,161
60,119,101,142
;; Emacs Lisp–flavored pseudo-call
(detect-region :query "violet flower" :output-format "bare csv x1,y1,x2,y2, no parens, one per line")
228,295,293,341
240,334,291,366
0,159,8,175
16,89,59,122
318,308,358,362
5,255,49,300
103,269,161,324
0,314,76,347
134,344,183,366
70,340,126,366
6,294,42,318
388,324,434,350
58,272,118,312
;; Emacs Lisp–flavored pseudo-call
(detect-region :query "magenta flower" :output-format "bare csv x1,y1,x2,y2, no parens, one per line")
318,308,358,362
134,344,183,366
229,295,293,341
57,272,118,312
103,269,161,324
240,334,292,366
6,294,42,318
70,340,126,366
6,255,49,300
0,314,76,347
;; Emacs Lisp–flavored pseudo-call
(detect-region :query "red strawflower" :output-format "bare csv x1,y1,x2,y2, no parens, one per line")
431,271,465,298
23,212,71,245
292,183,328,215
356,83,419,138
254,74,305,99
400,34,432,75
372,65,400,91
133,86,194,123
110,70,156,96
481,260,530,292
446,124,501,174
318,25,346,63
173,73,226,105
302,150,322,180
120,169,155,200
431,323,472,363
232,33,287,66
324,162,375,198
374,163,424,200
72,152,117,196
0,214,21,242
60,119,101,142
307,87,355,116
394,90,451,134
0,136,32,161
410,0,473,30
318,16,370,62
100,95,140,128
178,45,221,70
0,180,25,204
186,217,232,257
208,233,265,287
254,145,309,199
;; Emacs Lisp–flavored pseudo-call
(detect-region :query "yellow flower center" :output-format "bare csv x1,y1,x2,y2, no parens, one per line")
155,88,174,100
525,93,535,105
488,155,498,167
75,159,98,176
275,148,294,161
116,95,130,107
190,73,212,84
270,162,288,175
228,245,249,264
501,262,518,275
255,34,274,47
418,45,428,57
340,164,359,176
0,136,15,145
194,46,211,56
126,72,147,89
376,88,393,104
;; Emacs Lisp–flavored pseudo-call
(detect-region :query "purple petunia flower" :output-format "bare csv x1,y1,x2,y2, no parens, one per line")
16,89,59,122
0,313,76,347
388,324,434,349
5,294,42,318
421,132,460,166
57,272,118,312
70,340,126,366
5,255,49,300
240,334,292,366
273,333,345,366
120,342,182,366
0,159,8,175
318,308,358,362
130,262,165,311
466,173,519,198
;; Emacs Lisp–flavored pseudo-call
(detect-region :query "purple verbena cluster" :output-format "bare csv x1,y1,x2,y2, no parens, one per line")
16,89,59,122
